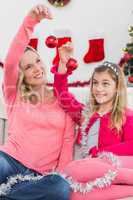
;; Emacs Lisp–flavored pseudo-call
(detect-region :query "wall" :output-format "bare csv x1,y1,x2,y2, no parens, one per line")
0,0,133,119
0,0,133,83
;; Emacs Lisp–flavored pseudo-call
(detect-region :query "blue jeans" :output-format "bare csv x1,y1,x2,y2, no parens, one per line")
0,151,70,200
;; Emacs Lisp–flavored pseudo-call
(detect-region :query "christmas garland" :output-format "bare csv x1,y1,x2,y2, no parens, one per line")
47,80,90,88
0,153,120,195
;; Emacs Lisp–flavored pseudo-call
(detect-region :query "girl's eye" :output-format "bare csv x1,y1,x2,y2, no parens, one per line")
93,81,98,85
103,82,110,86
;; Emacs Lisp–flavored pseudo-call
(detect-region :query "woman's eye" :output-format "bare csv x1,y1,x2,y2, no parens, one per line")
25,65,32,70
37,59,41,63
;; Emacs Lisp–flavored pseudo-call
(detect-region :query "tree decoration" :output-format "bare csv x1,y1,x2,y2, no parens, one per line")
119,25,133,85
48,0,71,7
45,35,58,48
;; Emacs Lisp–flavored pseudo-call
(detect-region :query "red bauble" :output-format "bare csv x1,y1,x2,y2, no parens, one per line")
124,53,132,61
45,35,58,48
66,58,78,74
128,75,133,83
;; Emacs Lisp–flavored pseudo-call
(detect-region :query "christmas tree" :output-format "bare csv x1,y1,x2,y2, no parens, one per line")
119,26,133,84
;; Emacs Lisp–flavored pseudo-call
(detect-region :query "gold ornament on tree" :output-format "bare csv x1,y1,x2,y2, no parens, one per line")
128,26,133,32
48,0,71,7
122,47,128,52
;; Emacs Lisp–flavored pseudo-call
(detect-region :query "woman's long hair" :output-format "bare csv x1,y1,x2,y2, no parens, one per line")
89,62,127,132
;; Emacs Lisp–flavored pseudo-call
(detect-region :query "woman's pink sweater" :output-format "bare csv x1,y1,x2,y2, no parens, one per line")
0,15,74,174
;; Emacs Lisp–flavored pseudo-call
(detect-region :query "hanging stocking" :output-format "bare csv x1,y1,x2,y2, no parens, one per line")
83,38,105,63
52,36,72,65
28,38,38,50
45,31,78,74
45,32,72,65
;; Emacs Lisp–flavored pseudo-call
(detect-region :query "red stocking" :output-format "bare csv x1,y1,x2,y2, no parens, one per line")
28,38,38,50
83,38,105,63
53,36,71,65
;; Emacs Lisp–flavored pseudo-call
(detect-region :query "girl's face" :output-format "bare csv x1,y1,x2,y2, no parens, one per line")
20,50,47,87
92,71,117,106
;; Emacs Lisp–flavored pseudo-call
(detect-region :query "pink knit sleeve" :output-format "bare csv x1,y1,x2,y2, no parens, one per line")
57,114,75,171
54,71,84,125
3,15,39,105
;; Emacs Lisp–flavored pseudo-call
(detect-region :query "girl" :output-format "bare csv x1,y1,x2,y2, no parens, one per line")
54,43,133,158
0,4,74,200
52,43,133,199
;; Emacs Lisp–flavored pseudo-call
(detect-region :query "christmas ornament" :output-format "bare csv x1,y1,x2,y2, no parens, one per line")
45,35,58,48
124,53,132,61
122,47,128,52
51,57,78,75
128,26,133,32
45,35,72,65
128,75,133,83
48,0,71,7
66,58,78,74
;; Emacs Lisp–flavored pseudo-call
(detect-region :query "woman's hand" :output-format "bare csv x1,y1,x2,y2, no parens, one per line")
58,42,74,73
28,4,53,21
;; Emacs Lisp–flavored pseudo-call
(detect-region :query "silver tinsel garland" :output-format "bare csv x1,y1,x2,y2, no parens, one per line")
80,104,91,158
66,169,117,193
0,167,118,196
98,152,122,168
0,173,43,196
0,152,120,195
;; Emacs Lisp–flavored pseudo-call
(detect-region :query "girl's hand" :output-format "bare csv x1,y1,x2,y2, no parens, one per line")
28,4,53,21
58,42,74,73
59,42,74,64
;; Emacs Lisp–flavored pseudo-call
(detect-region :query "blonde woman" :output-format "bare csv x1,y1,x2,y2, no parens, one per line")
0,4,75,200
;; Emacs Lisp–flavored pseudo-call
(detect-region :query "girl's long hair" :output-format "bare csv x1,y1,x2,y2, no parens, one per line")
89,62,127,132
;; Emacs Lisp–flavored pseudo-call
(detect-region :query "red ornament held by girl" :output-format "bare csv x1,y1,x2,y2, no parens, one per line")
66,58,78,74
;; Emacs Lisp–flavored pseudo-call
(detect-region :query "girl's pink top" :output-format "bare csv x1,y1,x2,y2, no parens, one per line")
0,15,74,174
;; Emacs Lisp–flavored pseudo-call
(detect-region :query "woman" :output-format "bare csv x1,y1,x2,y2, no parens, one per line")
0,4,75,200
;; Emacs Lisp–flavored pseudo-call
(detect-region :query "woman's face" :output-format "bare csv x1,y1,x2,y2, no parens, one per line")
92,71,117,106
20,50,47,87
